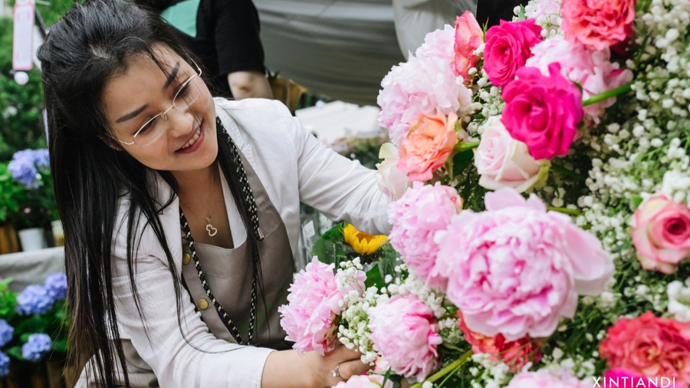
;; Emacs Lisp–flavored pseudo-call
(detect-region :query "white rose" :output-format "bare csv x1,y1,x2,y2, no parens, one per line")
474,117,549,193
375,143,411,201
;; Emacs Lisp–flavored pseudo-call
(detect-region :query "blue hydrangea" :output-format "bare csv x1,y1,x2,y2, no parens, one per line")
0,351,9,377
16,285,54,315
8,149,49,188
21,334,51,362
44,273,67,301
8,150,39,187
0,320,13,347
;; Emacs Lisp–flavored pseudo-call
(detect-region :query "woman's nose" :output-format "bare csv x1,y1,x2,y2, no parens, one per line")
165,109,195,138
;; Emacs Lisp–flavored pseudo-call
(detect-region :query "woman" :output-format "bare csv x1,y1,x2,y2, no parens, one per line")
37,1,389,386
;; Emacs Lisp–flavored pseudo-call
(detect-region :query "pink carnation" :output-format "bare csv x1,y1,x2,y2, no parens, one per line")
369,295,442,382
483,19,543,87
415,25,455,62
378,54,472,146
501,63,584,160
507,370,589,388
526,36,633,123
279,258,364,356
333,375,393,388
600,312,690,386
561,0,636,51
435,188,613,340
388,182,463,289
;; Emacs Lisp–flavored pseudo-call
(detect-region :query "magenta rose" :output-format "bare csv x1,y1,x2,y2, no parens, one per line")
483,19,543,87
561,0,636,51
631,192,690,274
369,295,442,382
501,63,584,160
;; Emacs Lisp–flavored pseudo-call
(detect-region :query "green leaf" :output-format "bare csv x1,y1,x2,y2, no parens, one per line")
310,238,338,265
452,149,474,177
631,195,643,210
321,222,345,243
364,264,384,289
5,346,23,360
52,338,67,353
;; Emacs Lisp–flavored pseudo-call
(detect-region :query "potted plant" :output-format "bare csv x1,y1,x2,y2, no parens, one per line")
8,149,58,251
0,162,24,255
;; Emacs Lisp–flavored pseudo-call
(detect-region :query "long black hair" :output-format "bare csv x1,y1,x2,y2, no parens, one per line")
37,1,266,386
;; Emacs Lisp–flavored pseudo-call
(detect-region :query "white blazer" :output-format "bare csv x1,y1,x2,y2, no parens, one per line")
103,98,390,387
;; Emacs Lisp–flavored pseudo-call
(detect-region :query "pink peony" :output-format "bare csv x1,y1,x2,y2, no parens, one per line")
561,0,636,51
376,143,411,201
600,312,690,386
388,182,463,289
631,192,690,274
369,295,442,382
378,54,473,146
398,112,461,182
453,11,484,82
526,36,633,123
435,188,613,340
507,370,589,388
415,25,455,62
501,63,584,160
279,258,364,356
602,368,679,388
332,375,393,388
483,19,543,87
474,116,548,193
458,312,541,371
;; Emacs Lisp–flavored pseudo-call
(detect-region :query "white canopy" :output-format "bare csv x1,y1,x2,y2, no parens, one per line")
256,0,476,105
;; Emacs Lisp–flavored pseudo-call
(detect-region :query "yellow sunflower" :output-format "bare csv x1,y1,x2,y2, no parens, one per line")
343,224,388,255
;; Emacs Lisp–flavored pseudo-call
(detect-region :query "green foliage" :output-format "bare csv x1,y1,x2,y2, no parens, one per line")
0,162,25,223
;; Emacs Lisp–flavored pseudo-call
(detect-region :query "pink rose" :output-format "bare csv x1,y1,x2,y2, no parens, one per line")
526,36,633,123
507,370,589,388
603,368,679,388
457,312,541,371
369,295,442,382
378,54,473,146
453,11,484,82
435,188,613,340
631,192,690,274
333,375,393,388
398,112,461,182
483,19,543,87
375,143,411,201
474,116,549,193
561,0,636,51
279,258,364,356
600,312,690,386
388,182,463,289
501,63,584,160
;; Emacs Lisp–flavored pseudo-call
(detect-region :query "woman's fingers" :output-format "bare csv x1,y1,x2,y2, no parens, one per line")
335,359,373,380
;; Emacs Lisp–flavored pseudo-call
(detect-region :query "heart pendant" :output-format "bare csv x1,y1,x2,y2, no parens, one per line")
206,223,218,237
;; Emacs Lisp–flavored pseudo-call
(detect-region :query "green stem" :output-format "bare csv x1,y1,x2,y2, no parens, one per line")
547,207,583,216
582,82,632,106
551,163,586,181
454,141,480,153
409,350,473,388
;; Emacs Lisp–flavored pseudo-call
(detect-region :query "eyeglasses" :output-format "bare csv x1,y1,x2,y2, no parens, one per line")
117,59,203,147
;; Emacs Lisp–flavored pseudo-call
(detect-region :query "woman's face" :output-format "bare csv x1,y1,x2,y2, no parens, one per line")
102,45,218,173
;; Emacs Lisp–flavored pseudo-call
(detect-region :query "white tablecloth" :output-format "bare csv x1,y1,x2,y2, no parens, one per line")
0,247,65,292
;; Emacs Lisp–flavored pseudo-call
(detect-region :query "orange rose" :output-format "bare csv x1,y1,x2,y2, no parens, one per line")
398,113,461,182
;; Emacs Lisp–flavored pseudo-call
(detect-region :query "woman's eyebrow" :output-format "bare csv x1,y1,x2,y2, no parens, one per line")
116,104,148,123
163,61,181,90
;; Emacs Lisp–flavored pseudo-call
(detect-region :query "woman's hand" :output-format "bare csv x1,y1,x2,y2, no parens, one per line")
262,343,372,388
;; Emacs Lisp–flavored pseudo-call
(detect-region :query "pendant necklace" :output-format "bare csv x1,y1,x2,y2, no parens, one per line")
180,166,218,237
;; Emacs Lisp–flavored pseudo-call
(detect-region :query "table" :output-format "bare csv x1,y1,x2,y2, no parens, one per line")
0,247,65,292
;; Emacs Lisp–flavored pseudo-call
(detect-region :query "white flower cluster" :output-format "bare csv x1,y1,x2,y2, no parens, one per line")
538,350,597,380
467,70,505,136
519,0,564,37
667,279,690,322
468,354,512,388
577,0,690,267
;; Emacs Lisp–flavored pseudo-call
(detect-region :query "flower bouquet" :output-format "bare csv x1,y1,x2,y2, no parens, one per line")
280,0,690,387
0,274,69,385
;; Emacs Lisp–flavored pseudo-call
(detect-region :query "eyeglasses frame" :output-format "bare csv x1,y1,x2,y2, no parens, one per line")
115,58,204,147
